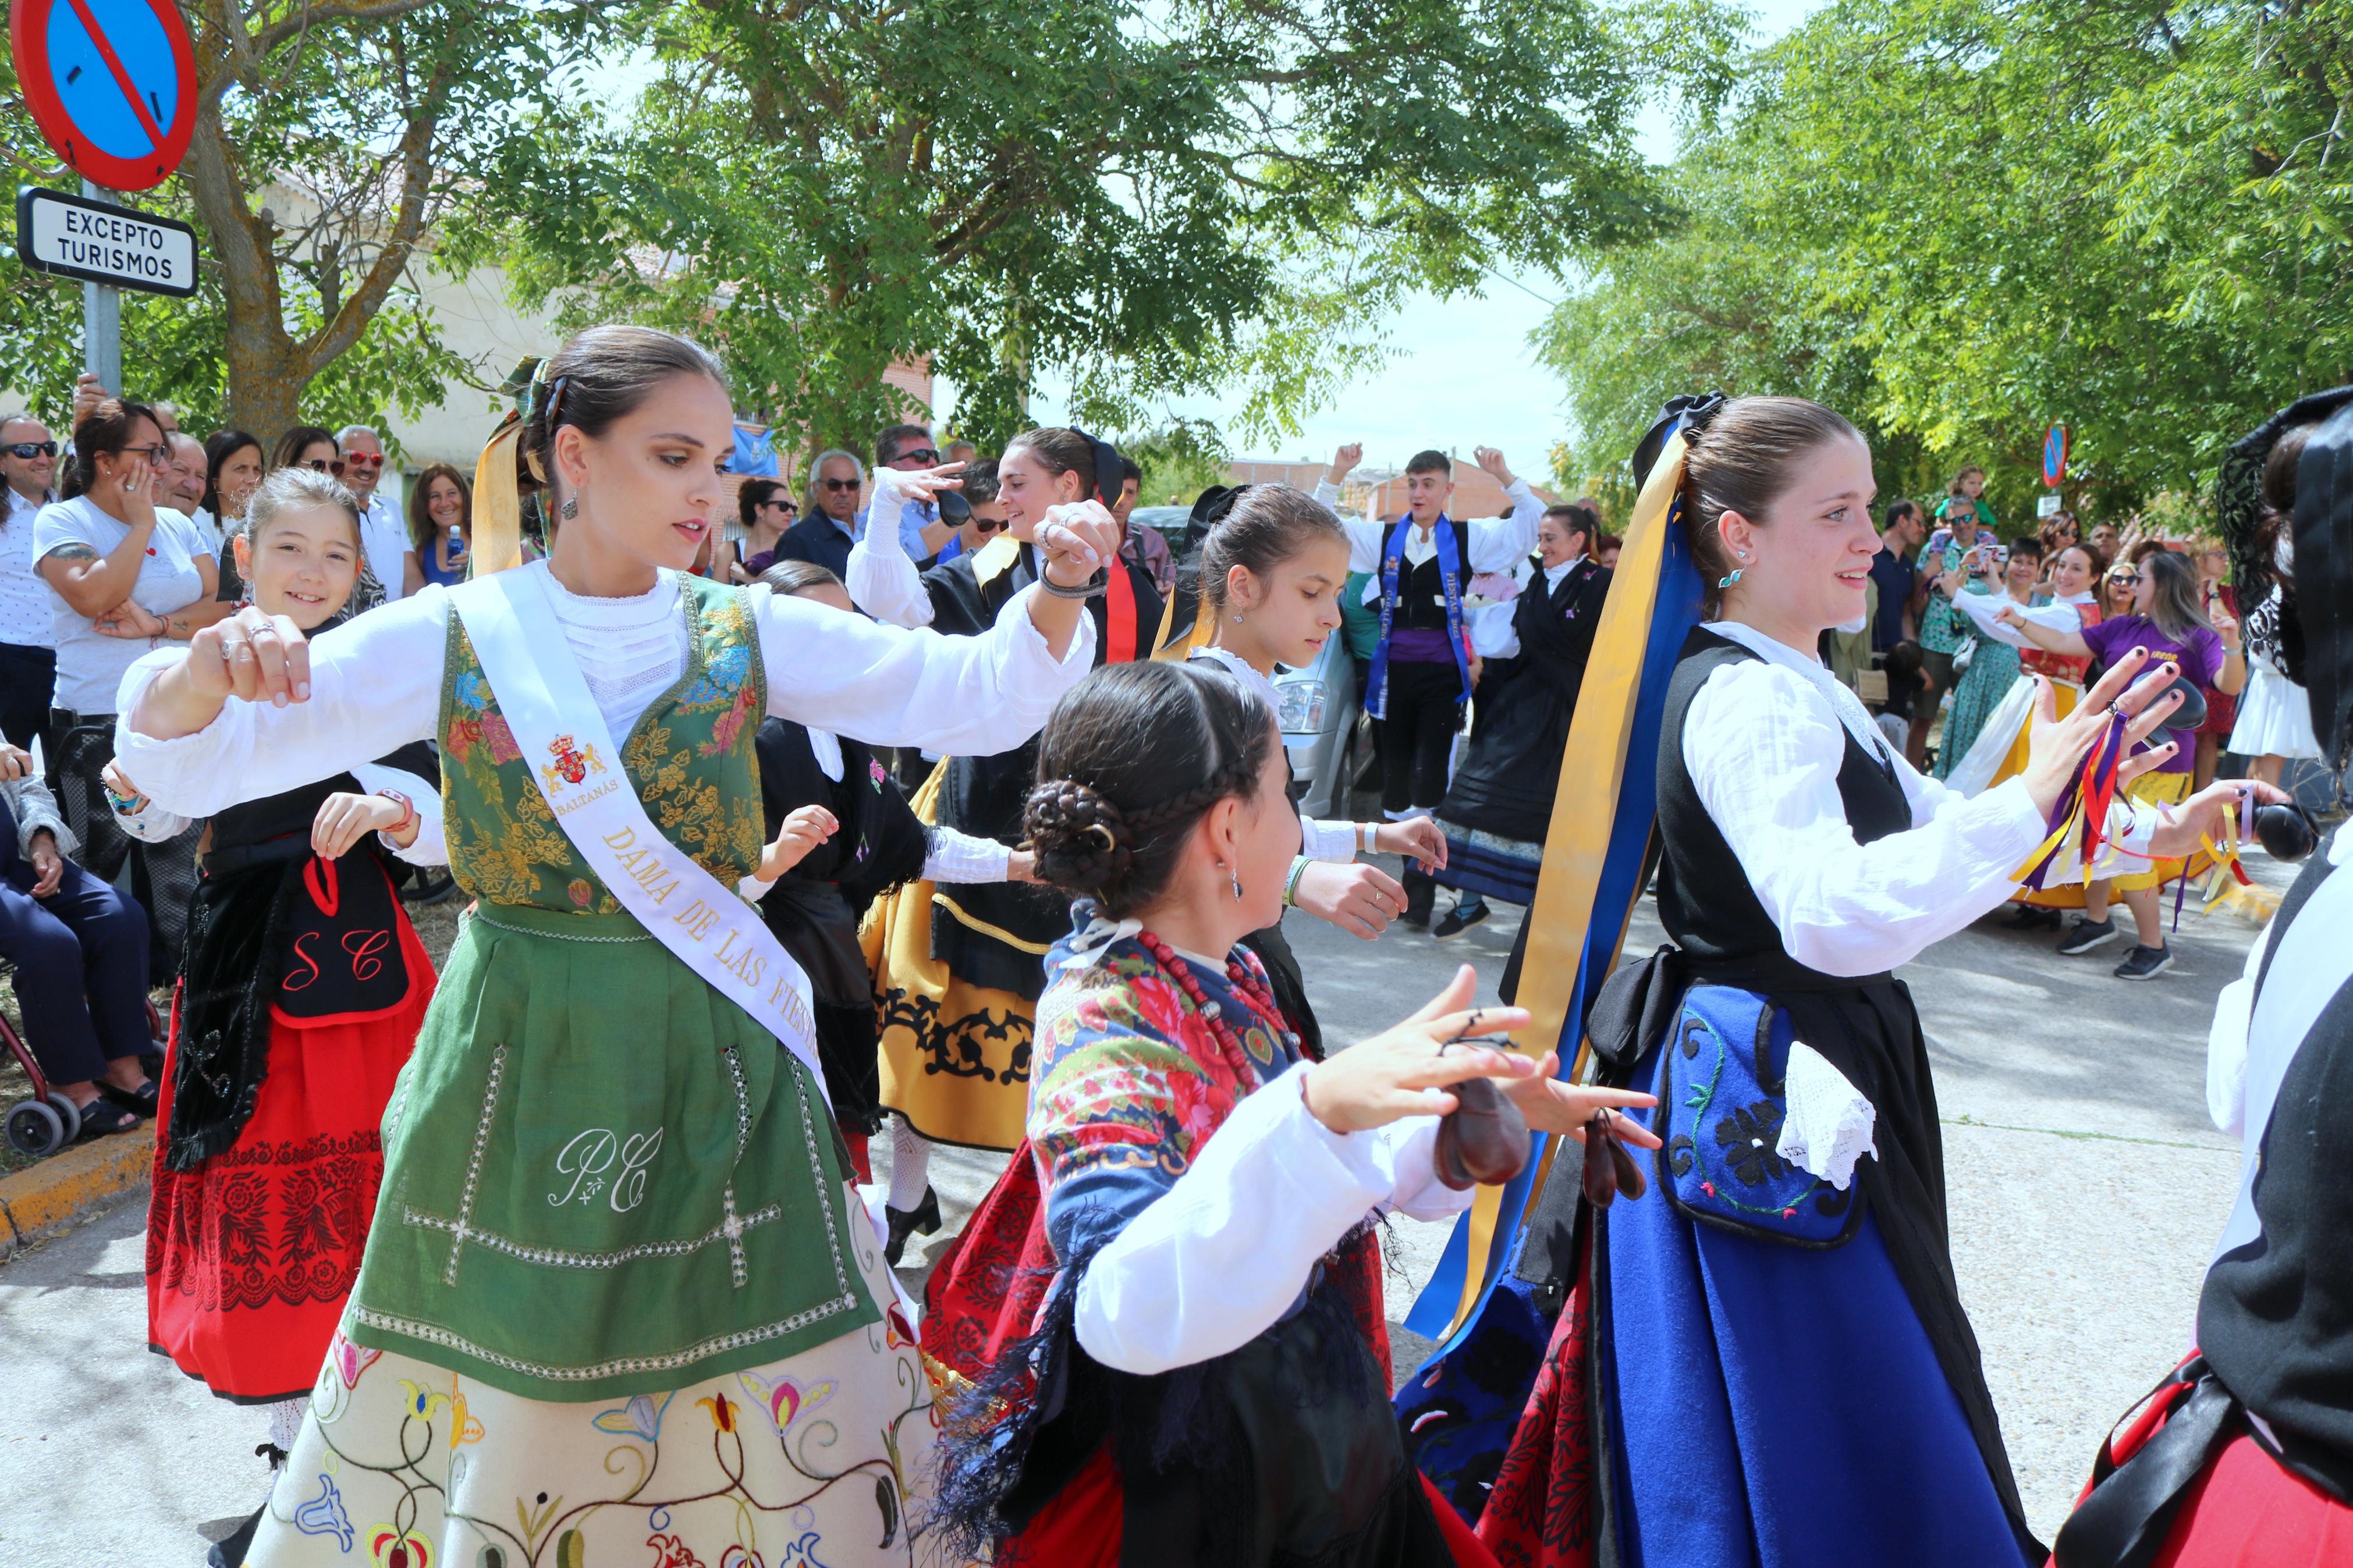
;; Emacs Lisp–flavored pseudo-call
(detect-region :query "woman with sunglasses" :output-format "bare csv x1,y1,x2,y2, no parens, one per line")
32,398,237,976
272,424,338,476
2001,548,2246,979
0,415,62,750
729,476,798,581
928,457,1006,562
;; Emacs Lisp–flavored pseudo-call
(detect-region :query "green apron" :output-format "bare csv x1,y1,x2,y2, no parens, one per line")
344,577,881,1402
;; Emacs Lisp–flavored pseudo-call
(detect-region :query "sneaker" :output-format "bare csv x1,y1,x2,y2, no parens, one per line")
2113,945,2175,981
1433,902,1490,940
2056,917,2120,957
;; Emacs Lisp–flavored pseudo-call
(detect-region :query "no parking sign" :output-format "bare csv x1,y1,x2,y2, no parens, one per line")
10,0,198,193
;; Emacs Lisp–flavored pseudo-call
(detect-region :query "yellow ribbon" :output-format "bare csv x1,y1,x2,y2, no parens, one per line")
469,415,529,578
1430,432,1693,1343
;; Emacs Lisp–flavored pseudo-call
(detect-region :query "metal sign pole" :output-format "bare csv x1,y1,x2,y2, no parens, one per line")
79,179,122,393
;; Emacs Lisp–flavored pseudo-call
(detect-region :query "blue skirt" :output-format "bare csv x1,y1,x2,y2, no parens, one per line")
1602,993,2032,1568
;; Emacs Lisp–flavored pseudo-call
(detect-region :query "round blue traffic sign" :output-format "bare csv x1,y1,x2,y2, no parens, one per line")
10,0,198,192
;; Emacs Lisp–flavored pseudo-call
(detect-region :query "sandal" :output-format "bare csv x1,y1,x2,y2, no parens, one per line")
72,1097,141,1141
99,1079,159,1119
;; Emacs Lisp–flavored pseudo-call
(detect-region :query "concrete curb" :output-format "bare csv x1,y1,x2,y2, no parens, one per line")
0,1134,151,1260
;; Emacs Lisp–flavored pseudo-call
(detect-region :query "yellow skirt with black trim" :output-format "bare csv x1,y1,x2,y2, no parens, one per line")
1985,689,2213,908
861,765,1038,1153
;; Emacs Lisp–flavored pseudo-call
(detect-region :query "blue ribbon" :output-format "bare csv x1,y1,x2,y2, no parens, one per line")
1364,514,1474,721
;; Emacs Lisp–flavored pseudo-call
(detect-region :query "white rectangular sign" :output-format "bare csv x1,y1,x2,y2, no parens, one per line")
16,187,198,298
2036,492,2063,518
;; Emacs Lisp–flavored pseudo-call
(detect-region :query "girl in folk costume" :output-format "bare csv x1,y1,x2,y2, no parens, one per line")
2050,387,2353,1568
739,558,1042,1184
115,326,1116,1568
918,487,1451,1400
850,429,1161,1262
1180,482,1450,1041
1465,396,2269,1568
109,469,447,1567
1314,443,1546,927
2002,547,2245,979
927,660,1656,1567
1928,534,2043,780
2227,428,2329,790
1429,503,1612,938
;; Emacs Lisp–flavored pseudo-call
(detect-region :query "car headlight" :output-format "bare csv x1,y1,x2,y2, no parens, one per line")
1276,677,1326,734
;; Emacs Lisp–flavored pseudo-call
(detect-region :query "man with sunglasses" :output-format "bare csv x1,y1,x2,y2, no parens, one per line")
0,415,59,748
335,424,408,602
930,459,1006,563
871,424,960,565
771,449,872,581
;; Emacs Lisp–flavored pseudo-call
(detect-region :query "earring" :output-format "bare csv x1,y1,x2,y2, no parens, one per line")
560,495,579,520
1232,611,1244,624
1717,568,1744,589
1231,866,1244,901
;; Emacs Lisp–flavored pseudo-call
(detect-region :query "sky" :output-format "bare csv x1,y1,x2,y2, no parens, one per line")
991,0,1830,473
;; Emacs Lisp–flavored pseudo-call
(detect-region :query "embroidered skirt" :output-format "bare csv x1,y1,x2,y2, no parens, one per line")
147,916,437,1404
343,901,881,1402
243,1203,939,1568
1600,1014,2031,1567
866,767,1038,1154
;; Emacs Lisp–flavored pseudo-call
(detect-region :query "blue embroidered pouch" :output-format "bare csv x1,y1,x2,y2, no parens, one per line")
1654,983,1863,1247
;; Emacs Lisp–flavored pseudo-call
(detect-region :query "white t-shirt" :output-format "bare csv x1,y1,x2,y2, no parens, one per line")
32,497,213,714
0,485,57,649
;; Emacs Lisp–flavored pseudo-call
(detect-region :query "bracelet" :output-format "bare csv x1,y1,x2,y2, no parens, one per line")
377,790,417,839
1283,855,1312,908
1355,822,1375,853
1039,568,1108,600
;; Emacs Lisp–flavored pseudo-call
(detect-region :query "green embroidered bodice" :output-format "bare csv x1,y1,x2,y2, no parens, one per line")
438,574,769,913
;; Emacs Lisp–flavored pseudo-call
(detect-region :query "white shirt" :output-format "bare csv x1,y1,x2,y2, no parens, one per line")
109,758,450,868
111,560,1096,820
2206,827,2353,1260
846,467,942,628
357,493,407,603
33,498,213,714
1311,477,1545,606
1684,620,2071,976
1187,645,1358,862
0,483,56,648
1473,553,1586,659
1953,587,2093,649
1072,1060,1471,1375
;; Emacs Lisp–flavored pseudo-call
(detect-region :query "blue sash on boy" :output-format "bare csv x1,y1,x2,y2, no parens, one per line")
1364,514,1474,720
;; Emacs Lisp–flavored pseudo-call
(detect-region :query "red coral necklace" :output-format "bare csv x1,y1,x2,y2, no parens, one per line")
1133,930,1303,1080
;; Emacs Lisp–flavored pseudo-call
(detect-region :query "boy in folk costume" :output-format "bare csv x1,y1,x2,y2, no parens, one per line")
1314,443,1545,926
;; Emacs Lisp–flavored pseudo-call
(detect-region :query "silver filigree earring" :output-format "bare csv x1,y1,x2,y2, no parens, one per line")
560,495,579,520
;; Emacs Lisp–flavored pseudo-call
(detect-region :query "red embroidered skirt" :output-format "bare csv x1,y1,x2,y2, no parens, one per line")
146,913,434,1403
1474,1229,1599,1568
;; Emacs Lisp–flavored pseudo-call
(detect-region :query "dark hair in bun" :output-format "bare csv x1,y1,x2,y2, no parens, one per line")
1024,662,1276,916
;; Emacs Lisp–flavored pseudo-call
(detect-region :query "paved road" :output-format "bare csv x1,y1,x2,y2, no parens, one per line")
0,850,2283,1560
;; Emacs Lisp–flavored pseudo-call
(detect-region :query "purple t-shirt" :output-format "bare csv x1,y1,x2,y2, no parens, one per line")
2078,614,2224,774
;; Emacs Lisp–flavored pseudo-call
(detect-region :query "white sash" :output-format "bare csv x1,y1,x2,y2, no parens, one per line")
448,568,828,1103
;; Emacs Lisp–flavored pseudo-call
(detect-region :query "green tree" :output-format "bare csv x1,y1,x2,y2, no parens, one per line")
450,0,1744,466
0,0,616,438
1539,0,2352,520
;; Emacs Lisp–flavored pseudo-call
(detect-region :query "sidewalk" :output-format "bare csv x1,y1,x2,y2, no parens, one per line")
0,1133,150,1260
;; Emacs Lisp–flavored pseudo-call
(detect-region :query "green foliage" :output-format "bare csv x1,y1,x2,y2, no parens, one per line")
452,0,1744,467
1539,0,2353,521
0,1,612,436
1119,418,1233,507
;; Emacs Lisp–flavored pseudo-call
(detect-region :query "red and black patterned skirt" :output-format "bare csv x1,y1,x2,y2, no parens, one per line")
145,913,435,1403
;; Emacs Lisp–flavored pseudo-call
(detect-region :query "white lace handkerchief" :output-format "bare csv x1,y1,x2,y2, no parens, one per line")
1776,1041,1878,1191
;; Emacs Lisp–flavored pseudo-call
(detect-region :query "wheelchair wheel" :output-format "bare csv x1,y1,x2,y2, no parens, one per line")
5,1098,66,1157
45,1091,82,1143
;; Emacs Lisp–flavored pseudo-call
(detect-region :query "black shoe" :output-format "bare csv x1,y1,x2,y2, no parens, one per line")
1432,902,1490,941
208,1503,267,1568
98,1078,159,1119
2056,917,2120,957
883,1185,941,1267
2002,904,2062,930
70,1097,141,1142
2113,944,2174,981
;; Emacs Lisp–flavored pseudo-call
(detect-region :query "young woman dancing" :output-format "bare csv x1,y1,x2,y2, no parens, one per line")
741,558,1039,1184
113,325,1117,1568
930,659,1656,1567
850,428,1160,1261
1472,395,2276,1568
109,469,446,1566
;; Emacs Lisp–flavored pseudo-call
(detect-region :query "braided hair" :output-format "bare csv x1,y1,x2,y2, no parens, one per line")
1024,663,1276,917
